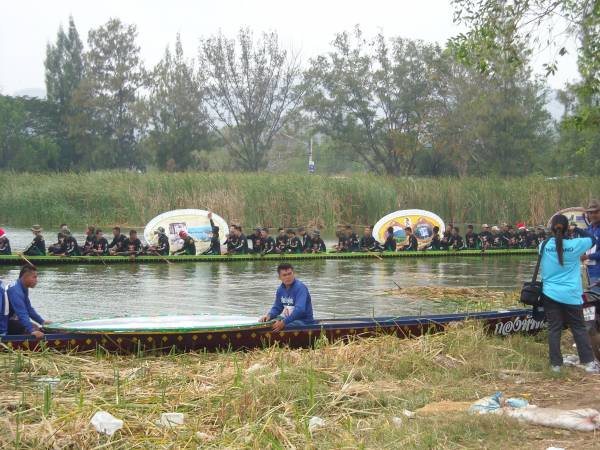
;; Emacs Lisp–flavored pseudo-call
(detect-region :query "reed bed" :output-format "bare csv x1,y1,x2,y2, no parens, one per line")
0,172,597,229
0,322,598,449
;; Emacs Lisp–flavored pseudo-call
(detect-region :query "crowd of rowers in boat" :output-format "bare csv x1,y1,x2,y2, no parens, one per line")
0,217,553,258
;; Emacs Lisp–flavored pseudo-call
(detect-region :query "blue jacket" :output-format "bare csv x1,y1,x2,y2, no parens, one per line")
7,279,45,333
269,279,314,325
0,281,8,336
587,223,600,279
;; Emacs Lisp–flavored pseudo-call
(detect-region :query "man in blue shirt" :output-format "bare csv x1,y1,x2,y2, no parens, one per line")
259,263,314,332
582,200,600,284
6,266,48,338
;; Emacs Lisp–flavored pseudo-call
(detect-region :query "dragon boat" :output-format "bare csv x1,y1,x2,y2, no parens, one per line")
0,309,546,354
0,248,537,266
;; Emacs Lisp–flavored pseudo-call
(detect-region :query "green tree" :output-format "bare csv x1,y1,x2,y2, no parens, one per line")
198,29,304,171
44,16,84,169
303,28,444,175
0,96,59,171
144,34,213,170
71,18,145,169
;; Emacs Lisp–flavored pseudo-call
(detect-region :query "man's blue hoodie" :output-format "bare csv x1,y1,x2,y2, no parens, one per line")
268,279,314,325
7,279,45,333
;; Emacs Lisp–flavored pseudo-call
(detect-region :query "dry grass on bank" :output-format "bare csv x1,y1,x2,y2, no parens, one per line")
0,322,599,449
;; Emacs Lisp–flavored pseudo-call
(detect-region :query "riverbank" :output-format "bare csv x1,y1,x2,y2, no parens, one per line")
0,172,596,229
1,322,597,448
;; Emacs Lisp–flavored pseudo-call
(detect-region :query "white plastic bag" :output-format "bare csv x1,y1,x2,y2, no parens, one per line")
90,411,123,436
506,407,600,432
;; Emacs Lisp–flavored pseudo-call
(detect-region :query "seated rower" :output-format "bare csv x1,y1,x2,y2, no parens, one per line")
344,225,360,252
173,230,196,255
123,229,143,256
383,226,397,251
465,225,479,249
287,229,302,253
4,266,49,338
147,226,170,256
51,229,79,256
0,229,11,255
234,226,248,254
48,230,66,254
399,227,418,251
201,212,221,255
108,226,128,255
248,227,263,254
479,224,493,250
275,228,288,253
333,229,346,252
491,226,503,248
259,228,276,255
310,230,326,253
91,229,109,256
440,225,451,250
23,225,46,256
359,226,383,252
448,227,465,250
258,263,314,332
81,226,96,255
298,227,312,253
420,226,441,251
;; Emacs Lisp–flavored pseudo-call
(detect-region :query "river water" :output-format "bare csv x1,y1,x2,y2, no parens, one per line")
0,227,535,322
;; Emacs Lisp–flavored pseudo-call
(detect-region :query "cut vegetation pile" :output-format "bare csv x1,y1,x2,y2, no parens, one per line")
1,322,599,449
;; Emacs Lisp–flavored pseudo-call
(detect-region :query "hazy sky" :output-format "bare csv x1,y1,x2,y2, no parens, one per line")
0,0,580,95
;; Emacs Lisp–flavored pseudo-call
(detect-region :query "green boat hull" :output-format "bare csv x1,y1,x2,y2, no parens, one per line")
0,249,536,266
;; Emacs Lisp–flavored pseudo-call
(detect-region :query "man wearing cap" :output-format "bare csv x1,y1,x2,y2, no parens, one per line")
173,230,196,255
479,224,493,250
310,230,326,253
148,227,170,256
582,200,600,284
23,225,46,256
0,229,11,255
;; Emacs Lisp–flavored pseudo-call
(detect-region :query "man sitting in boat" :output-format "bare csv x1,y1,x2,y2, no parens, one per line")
23,225,46,256
359,226,383,252
310,230,326,253
5,266,48,338
478,224,493,249
258,263,314,332
275,228,288,253
81,226,96,255
53,229,80,257
173,230,196,255
147,227,169,256
201,212,221,255
344,225,360,252
259,228,276,255
383,226,397,251
0,229,11,255
420,226,441,251
108,226,127,255
90,229,109,256
247,227,262,254
298,227,312,253
465,225,479,249
399,227,418,251
448,227,465,250
287,229,302,253
123,230,143,256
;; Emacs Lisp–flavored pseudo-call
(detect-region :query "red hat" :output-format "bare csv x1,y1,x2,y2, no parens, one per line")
516,222,526,229
0,229,4,237
178,230,187,238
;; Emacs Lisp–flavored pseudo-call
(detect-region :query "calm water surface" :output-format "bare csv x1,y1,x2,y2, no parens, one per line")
0,227,536,322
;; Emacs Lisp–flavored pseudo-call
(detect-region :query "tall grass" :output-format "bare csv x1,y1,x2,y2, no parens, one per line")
0,171,597,229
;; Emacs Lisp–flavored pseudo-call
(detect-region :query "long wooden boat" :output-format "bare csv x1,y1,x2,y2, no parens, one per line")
0,249,536,266
0,309,545,354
